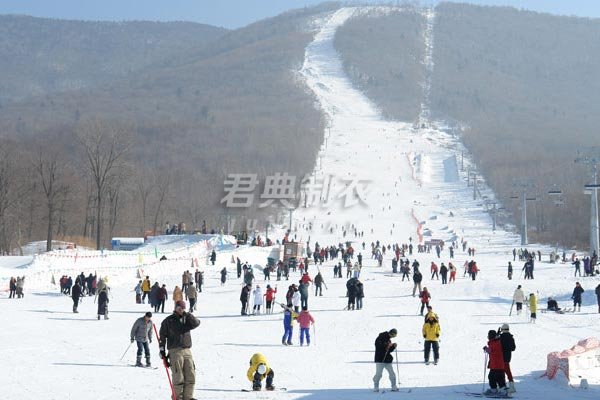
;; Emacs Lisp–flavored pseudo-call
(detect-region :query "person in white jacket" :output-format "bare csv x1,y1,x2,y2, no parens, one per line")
513,285,525,315
252,285,264,315
292,289,301,313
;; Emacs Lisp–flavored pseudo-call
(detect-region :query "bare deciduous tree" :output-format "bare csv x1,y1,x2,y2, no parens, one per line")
77,119,131,249
34,145,70,252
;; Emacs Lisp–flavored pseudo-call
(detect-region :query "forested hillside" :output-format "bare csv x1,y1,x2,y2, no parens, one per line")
0,3,339,252
335,3,600,247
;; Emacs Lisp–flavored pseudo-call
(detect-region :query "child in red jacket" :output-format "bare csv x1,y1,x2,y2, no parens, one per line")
483,330,508,396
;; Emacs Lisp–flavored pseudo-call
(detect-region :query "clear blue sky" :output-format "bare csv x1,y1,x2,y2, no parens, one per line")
0,0,598,28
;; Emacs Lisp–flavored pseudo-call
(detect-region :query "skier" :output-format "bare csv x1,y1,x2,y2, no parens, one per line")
130,311,153,367
546,297,561,312
483,330,509,397
572,258,581,277
498,323,516,393
529,293,537,323
246,353,275,391
97,285,109,320
220,267,228,286
297,306,315,346
422,313,440,365
507,262,513,280
240,283,251,316
72,280,82,313
280,302,297,345
419,287,431,316
512,285,525,315
15,276,25,298
210,250,217,266
252,285,264,315
265,285,277,314
159,300,200,400
186,282,197,313
571,282,584,312
412,268,423,297
373,328,399,392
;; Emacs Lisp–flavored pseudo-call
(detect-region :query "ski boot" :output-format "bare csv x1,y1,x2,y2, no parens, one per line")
266,386,275,391
146,357,151,367
135,357,143,367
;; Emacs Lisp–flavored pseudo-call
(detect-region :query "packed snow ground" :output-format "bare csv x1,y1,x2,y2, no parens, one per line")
1,7,599,400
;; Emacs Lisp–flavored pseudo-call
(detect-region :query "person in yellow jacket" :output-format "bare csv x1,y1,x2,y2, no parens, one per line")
141,276,151,304
529,293,537,323
422,313,441,365
247,353,275,391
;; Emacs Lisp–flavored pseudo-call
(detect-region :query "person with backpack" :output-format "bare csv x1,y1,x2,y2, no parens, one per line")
356,280,364,310
97,285,109,320
373,328,399,392
314,272,324,296
141,276,151,304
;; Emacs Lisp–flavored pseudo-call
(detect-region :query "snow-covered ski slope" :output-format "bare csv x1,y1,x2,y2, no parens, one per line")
1,7,599,400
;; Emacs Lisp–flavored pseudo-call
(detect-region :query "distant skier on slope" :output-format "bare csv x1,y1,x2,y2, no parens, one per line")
512,285,525,315
280,302,297,346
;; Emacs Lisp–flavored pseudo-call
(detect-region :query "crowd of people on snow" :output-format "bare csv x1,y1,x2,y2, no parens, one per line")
7,219,600,400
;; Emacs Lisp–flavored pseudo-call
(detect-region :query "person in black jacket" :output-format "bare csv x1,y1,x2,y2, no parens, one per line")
412,269,423,297
373,328,399,392
240,284,251,315
72,282,82,313
498,323,516,393
572,282,584,312
159,300,200,400
97,286,109,320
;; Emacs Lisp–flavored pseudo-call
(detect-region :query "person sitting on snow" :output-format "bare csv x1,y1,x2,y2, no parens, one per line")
547,297,561,312
247,353,275,391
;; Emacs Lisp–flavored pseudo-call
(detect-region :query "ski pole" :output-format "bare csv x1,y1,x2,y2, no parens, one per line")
509,300,514,316
313,324,316,346
120,341,133,362
482,352,488,393
153,324,176,400
395,348,400,384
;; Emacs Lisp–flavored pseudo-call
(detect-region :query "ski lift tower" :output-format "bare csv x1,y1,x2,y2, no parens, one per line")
510,182,536,246
575,149,600,257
